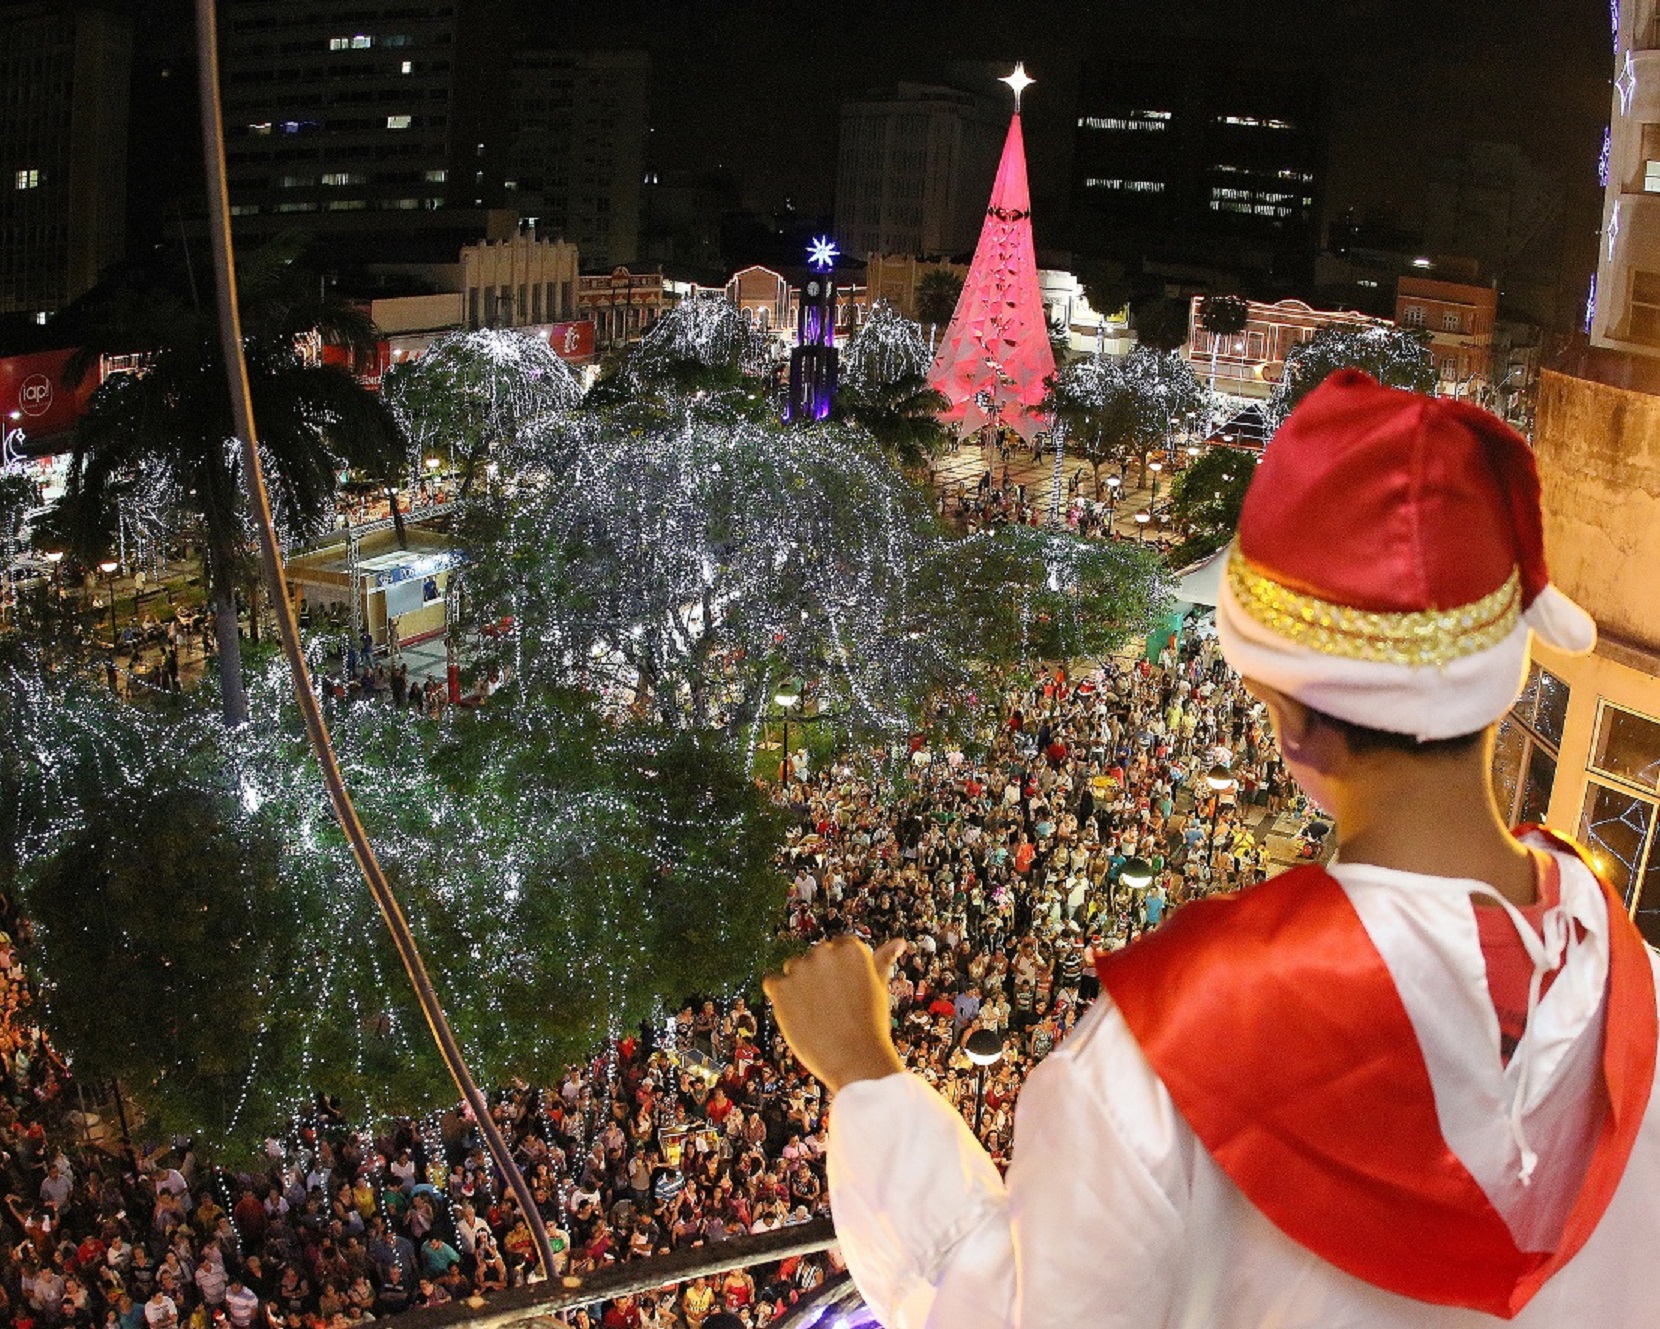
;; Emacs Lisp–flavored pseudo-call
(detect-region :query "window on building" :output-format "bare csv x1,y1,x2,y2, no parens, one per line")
1627,269,1660,346
1442,311,1463,332
424,169,446,183
1580,702,1660,943
1492,663,1568,831
468,287,479,329
1402,305,1426,328
248,122,272,135
13,169,40,190
386,115,412,130
1641,124,1660,190
401,61,414,75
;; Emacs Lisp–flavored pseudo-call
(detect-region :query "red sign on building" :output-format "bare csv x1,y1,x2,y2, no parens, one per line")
0,348,100,451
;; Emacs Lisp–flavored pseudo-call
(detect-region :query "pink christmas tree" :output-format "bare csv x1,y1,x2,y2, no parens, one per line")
929,66,1056,442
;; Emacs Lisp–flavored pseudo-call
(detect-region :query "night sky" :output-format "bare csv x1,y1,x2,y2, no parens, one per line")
525,0,1614,237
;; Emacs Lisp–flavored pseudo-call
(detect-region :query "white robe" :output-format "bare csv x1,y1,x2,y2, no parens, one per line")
827,846,1660,1327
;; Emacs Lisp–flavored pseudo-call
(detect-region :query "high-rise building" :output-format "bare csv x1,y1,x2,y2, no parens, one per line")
218,0,512,261
1070,53,1324,291
505,50,649,270
835,84,1005,260
1591,0,1660,354
0,0,131,320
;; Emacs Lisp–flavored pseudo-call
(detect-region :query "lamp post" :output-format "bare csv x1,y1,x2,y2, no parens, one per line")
773,677,801,789
1204,762,1235,853
1104,473,1121,533
1148,458,1163,515
99,559,119,644
1120,855,1155,932
1134,511,1150,543
966,1027,1004,1139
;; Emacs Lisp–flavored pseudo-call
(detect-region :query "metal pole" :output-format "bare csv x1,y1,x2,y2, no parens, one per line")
192,0,555,1280
974,1062,988,1139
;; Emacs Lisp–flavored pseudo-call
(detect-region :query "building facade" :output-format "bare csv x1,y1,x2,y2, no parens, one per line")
218,0,511,258
1070,53,1324,290
1395,275,1497,390
578,266,666,351
1184,296,1385,399
1593,0,1660,354
504,50,649,270
0,1,131,319
836,84,1005,259
460,226,578,330
1496,369,1660,943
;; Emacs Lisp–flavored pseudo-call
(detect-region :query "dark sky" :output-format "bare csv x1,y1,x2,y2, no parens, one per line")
522,0,1614,234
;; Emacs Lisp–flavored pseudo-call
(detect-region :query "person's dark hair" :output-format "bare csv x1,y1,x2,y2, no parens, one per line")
1311,709,1483,757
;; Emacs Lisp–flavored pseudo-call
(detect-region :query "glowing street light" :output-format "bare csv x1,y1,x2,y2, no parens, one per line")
966,1027,1005,1138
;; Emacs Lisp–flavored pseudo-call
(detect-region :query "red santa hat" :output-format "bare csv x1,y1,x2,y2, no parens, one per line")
1217,370,1594,741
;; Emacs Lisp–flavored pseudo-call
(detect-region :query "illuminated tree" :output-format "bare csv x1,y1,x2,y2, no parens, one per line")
382,328,584,500
1168,446,1257,561
1267,324,1436,426
837,301,948,466
1046,347,1208,492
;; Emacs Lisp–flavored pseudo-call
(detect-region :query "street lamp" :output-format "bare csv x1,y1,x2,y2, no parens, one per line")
1103,473,1121,531
1134,511,1150,542
1204,762,1236,858
966,1028,1004,1139
773,677,802,789
99,559,119,643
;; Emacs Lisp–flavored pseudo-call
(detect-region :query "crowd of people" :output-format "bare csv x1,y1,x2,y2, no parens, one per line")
0,632,1315,1329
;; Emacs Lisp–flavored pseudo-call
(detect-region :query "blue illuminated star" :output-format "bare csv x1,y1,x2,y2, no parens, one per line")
807,236,839,271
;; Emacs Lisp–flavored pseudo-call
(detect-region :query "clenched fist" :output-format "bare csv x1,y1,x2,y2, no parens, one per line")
763,935,908,1093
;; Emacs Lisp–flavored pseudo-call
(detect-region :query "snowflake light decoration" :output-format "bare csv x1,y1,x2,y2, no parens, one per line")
807,236,839,271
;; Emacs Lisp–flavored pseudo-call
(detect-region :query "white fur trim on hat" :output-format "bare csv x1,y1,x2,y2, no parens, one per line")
1216,573,1534,742
1522,583,1597,655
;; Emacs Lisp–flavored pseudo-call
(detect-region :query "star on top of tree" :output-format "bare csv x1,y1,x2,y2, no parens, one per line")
1000,62,1035,111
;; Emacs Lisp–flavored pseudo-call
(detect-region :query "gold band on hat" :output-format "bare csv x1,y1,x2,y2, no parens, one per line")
1225,544,1521,668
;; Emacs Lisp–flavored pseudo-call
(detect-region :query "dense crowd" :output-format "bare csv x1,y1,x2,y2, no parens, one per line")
0,634,1314,1329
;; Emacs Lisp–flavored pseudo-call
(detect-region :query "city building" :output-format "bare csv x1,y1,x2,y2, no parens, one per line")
639,168,738,277
1592,0,1660,355
1039,269,1134,358
0,0,131,321
1395,274,1497,391
504,50,650,270
1183,295,1386,399
1501,369,1660,942
835,84,1005,259
578,266,667,352
1070,52,1325,291
720,265,867,343
459,225,578,330
862,253,966,322
218,0,513,260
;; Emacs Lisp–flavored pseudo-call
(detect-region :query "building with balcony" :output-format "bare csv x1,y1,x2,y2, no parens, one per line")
0,0,131,321
579,266,667,351
1183,295,1386,400
836,84,1005,259
1592,0,1660,354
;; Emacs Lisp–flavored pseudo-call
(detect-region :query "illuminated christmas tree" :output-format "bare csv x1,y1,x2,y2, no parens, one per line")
928,64,1056,442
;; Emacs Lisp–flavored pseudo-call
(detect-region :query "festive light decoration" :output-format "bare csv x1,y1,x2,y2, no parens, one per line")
807,237,840,272
1045,347,1208,490
840,300,933,397
1266,325,1436,429
928,73,1056,442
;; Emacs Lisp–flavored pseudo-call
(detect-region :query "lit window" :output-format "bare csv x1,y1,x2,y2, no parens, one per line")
382,198,420,210
329,37,349,50
1645,160,1660,193
1219,115,1295,130
504,180,518,191
424,169,446,183
387,115,412,130
248,122,272,135
1443,312,1462,332
321,173,363,187
34,312,46,326
324,200,368,211
230,204,260,216
351,34,372,48
1403,306,1426,328
14,169,40,190
1077,112,1170,133
401,60,413,74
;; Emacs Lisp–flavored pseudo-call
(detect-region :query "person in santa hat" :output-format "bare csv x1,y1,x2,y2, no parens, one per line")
764,371,1660,1327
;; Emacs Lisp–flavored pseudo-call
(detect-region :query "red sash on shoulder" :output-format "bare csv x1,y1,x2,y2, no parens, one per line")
1095,828,1656,1319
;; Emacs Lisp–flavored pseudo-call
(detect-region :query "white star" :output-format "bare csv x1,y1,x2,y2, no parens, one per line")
806,236,839,271
1001,62,1035,111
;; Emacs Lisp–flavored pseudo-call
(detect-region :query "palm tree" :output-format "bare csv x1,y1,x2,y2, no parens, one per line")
59,237,404,725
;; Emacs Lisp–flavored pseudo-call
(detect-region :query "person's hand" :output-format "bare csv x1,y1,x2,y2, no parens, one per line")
763,937,907,1093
